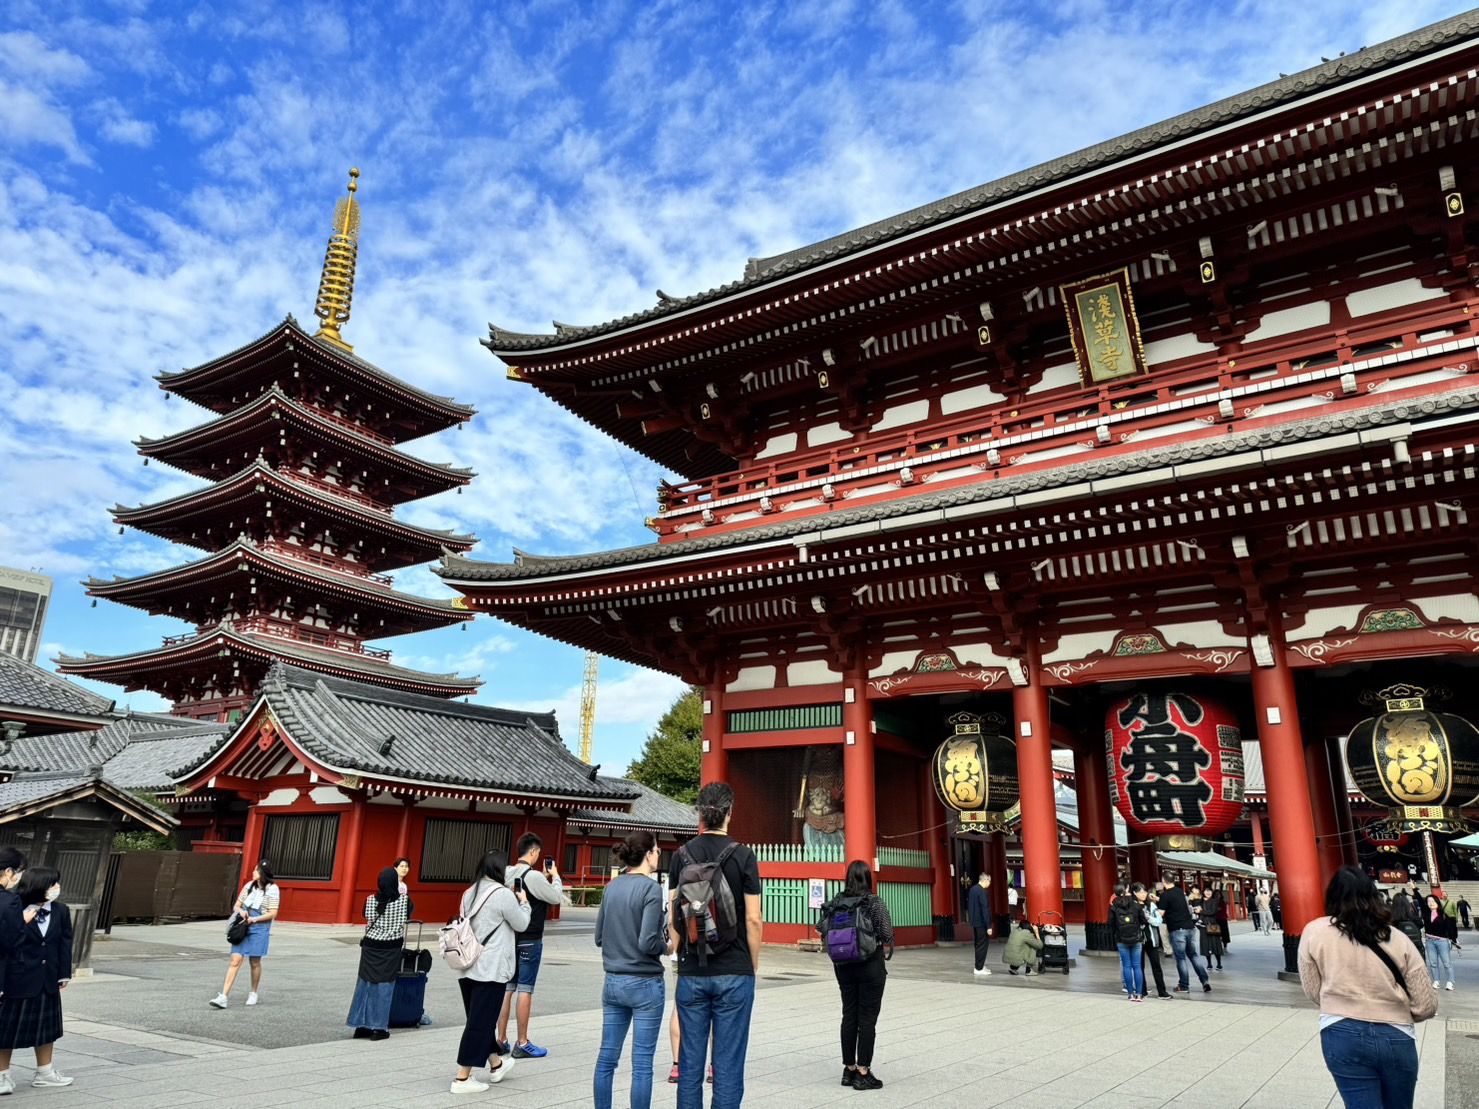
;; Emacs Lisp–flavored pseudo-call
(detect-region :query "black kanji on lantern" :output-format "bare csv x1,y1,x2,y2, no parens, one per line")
1117,692,1213,827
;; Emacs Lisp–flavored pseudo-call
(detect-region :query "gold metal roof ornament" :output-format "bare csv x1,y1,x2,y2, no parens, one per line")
313,167,361,351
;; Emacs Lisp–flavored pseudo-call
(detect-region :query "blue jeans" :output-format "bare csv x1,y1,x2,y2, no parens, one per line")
1170,927,1209,988
514,940,544,994
594,973,665,1109
677,974,755,1109
1319,1019,1418,1109
1424,936,1452,983
1116,942,1145,996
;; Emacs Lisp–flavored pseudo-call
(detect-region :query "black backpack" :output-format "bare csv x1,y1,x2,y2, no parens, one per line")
675,843,741,966
1113,900,1143,945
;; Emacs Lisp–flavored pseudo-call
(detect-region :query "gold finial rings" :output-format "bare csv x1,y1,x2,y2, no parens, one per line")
347,167,360,193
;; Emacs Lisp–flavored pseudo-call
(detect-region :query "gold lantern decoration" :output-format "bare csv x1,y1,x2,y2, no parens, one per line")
932,711,1019,833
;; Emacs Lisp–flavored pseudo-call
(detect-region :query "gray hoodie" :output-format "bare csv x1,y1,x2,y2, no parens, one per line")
594,872,667,977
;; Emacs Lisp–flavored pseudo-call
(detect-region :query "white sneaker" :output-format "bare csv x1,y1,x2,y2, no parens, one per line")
1446,981,1455,991
0,1072,14,1096
490,1056,515,1083
32,1070,73,1088
450,1077,489,1094
973,967,992,976
209,993,228,1009
246,992,259,1006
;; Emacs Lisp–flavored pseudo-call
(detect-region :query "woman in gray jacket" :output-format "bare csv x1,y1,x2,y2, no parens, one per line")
450,850,531,1095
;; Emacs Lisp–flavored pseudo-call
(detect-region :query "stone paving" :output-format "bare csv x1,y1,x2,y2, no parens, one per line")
8,914,1466,1107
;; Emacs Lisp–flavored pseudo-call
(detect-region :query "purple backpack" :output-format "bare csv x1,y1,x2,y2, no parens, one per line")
820,894,878,963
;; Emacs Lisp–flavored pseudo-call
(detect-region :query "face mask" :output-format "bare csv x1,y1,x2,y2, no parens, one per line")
45,885,60,903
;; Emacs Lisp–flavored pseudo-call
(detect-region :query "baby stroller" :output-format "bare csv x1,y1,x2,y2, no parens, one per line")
1037,910,1070,974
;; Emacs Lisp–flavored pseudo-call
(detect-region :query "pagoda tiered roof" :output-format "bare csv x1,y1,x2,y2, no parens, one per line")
56,623,481,699
112,460,476,572
136,387,474,504
84,539,473,637
157,317,474,442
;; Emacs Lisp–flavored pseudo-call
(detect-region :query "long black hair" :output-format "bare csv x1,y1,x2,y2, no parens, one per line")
253,860,275,891
1325,865,1391,945
473,848,509,884
844,859,873,897
16,866,58,907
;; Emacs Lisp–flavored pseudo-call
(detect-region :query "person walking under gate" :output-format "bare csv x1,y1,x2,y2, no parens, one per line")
1300,867,1435,1109
1110,885,1146,1002
967,873,992,977
1422,893,1456,991
1133,883,1171,999
1158,879,1211,994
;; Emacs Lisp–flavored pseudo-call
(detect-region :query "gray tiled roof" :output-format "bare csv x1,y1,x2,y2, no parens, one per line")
219,664,639,803
0,714,230,792
487,12,1479,353
0,769,177,833
0,653,114,718
440,384,1479,583
570,778,699,833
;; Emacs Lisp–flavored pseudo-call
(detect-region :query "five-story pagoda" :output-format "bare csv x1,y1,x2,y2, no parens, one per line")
59,170,481,720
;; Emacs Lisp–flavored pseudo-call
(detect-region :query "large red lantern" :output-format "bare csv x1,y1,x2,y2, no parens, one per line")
1105,692,1245,846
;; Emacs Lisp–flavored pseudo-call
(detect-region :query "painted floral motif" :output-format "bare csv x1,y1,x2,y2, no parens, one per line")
1359,608,1423,634
1113,632,1167,656
915,652,958,673
1185,649,1245,673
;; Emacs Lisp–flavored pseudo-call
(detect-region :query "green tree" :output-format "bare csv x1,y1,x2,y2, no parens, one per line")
627,687,702,804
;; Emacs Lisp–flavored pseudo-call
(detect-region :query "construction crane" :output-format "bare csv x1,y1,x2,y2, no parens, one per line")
578,651,599,764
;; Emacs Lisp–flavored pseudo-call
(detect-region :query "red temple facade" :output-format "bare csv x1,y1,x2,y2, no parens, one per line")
59,171,480,721
442,14,1479,970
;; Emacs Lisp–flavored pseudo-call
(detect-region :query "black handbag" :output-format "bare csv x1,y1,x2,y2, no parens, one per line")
226,914,250,945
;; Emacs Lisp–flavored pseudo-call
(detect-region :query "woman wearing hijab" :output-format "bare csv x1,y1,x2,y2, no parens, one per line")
348,867,413,1040
0,867,74,1092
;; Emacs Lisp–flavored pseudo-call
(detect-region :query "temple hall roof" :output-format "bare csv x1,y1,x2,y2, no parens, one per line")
0,713,230,793
570,779,699,834
0,769,177,834
485,11,1478,355
0,653,116,728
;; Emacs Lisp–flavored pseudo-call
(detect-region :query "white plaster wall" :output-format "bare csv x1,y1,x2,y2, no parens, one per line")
1041,630,1117,664
1346,278,1447,317
417,796,471,811
873,399,930,431
754,432,798,460
367,792,403,807
1027,362,1081,395
310,786,352,805
808,422,854,447
257,788,300,808
1250,395,1329,418
1158,619,1244,649
950,640,1009,665
474,801,525,815
1017,442,1092,464
1243,301,1331,343
1409,594,1479,624
1291,605,1368,640
941,383,1005,414
727,665,777,692
1131,418,1216,443
870,650,918,677
787,659,839,686
1144,332,1217,366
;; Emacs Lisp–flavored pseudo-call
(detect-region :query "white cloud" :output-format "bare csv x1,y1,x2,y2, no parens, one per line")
0,30,90,85
0,79,89,163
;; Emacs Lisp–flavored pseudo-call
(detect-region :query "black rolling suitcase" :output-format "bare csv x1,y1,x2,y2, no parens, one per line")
389,921,432,1028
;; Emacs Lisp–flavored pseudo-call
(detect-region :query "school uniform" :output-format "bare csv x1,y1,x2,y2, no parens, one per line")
0,902,72,1049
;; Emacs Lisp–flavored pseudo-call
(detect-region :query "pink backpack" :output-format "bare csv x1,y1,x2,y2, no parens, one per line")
438,885,500,971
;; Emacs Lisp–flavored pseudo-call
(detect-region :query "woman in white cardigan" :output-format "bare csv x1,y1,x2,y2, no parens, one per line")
450,850,531,1095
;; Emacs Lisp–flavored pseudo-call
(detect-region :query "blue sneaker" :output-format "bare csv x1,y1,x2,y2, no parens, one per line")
494,1040,510,1057
512,1041,548,1059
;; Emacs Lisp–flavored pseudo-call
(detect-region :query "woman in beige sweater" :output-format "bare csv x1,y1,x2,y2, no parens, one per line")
1299,867,1436,1108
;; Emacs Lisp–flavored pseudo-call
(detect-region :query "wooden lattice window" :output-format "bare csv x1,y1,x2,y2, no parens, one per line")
420,818,512,883
260,814,340,881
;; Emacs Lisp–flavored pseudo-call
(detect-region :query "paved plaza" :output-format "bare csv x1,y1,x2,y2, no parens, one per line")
3,911,1466,1107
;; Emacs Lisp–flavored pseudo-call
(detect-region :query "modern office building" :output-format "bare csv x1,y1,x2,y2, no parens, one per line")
0,566,53,664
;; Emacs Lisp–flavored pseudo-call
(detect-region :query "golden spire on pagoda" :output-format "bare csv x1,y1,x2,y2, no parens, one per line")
313,167,361,351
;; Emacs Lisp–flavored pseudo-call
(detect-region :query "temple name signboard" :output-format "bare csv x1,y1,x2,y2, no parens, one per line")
1060,267,1148,386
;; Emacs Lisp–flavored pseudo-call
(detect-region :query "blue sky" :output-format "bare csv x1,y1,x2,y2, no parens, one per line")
0,0,1468,775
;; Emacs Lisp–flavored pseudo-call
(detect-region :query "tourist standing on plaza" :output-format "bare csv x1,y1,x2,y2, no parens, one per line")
1158,879,1211,994
0,866,74,1092
967,873,993,976
1111,885,1146,1002
1133,883,1171,999
348,867,412,1041
449,850,531,1094
1391,891,1425,955
1270,890,1282,930
394,856,411,896
1006,883,1019,922
1255,888,1271,934
1300,867,1435,1108
594,830,673,1109
1003,919,1043,975
1459,895,1472,930
1199,887,1226,971
210,861,279,1009
1422,893,1456,991
823,860,894,1091
670,781,762,1109
496,833,563,1059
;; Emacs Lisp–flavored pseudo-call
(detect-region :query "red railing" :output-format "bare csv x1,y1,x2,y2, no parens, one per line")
258,542,395,586
295,400,395,446
654,298,1476,533
171,618,392,661
284,469,393,514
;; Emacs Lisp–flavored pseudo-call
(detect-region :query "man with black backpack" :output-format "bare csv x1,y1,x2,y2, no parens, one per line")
669,782,762,1109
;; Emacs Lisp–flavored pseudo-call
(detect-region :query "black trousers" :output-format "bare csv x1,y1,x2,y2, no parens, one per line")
1141,941,1167,997
835,956,887,1067
457,977,509,1069
973,930,991,971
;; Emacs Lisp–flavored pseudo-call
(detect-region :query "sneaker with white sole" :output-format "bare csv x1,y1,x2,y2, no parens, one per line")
0,1072,14,1096
1446,981,1455,991
209,993,228,1009
449,1077,489,1094
490,1056,515,1083
32,1071,73,1088
246,992,259,1006
972,967,992,976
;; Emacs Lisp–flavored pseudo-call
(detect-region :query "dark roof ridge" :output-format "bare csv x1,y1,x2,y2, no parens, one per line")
439,381,1479,582
486,11,1479,354
0,653,116,715
267,663,549,727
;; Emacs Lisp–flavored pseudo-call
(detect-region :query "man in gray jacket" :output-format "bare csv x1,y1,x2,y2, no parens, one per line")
497,833,564,1058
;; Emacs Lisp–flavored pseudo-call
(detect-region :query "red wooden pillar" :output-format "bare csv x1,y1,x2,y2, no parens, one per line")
1249,811,1266,861
394,796,414,860
334,793,367,924
1013,649,1063,923
1328,736,1359,868
701,682,728,786
842,674,876,868
1249,632,1323,975
1073,743,1117,947
917,762,953,918
239,798,266,888
1304,736,1345,885
1130,842,1159,887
